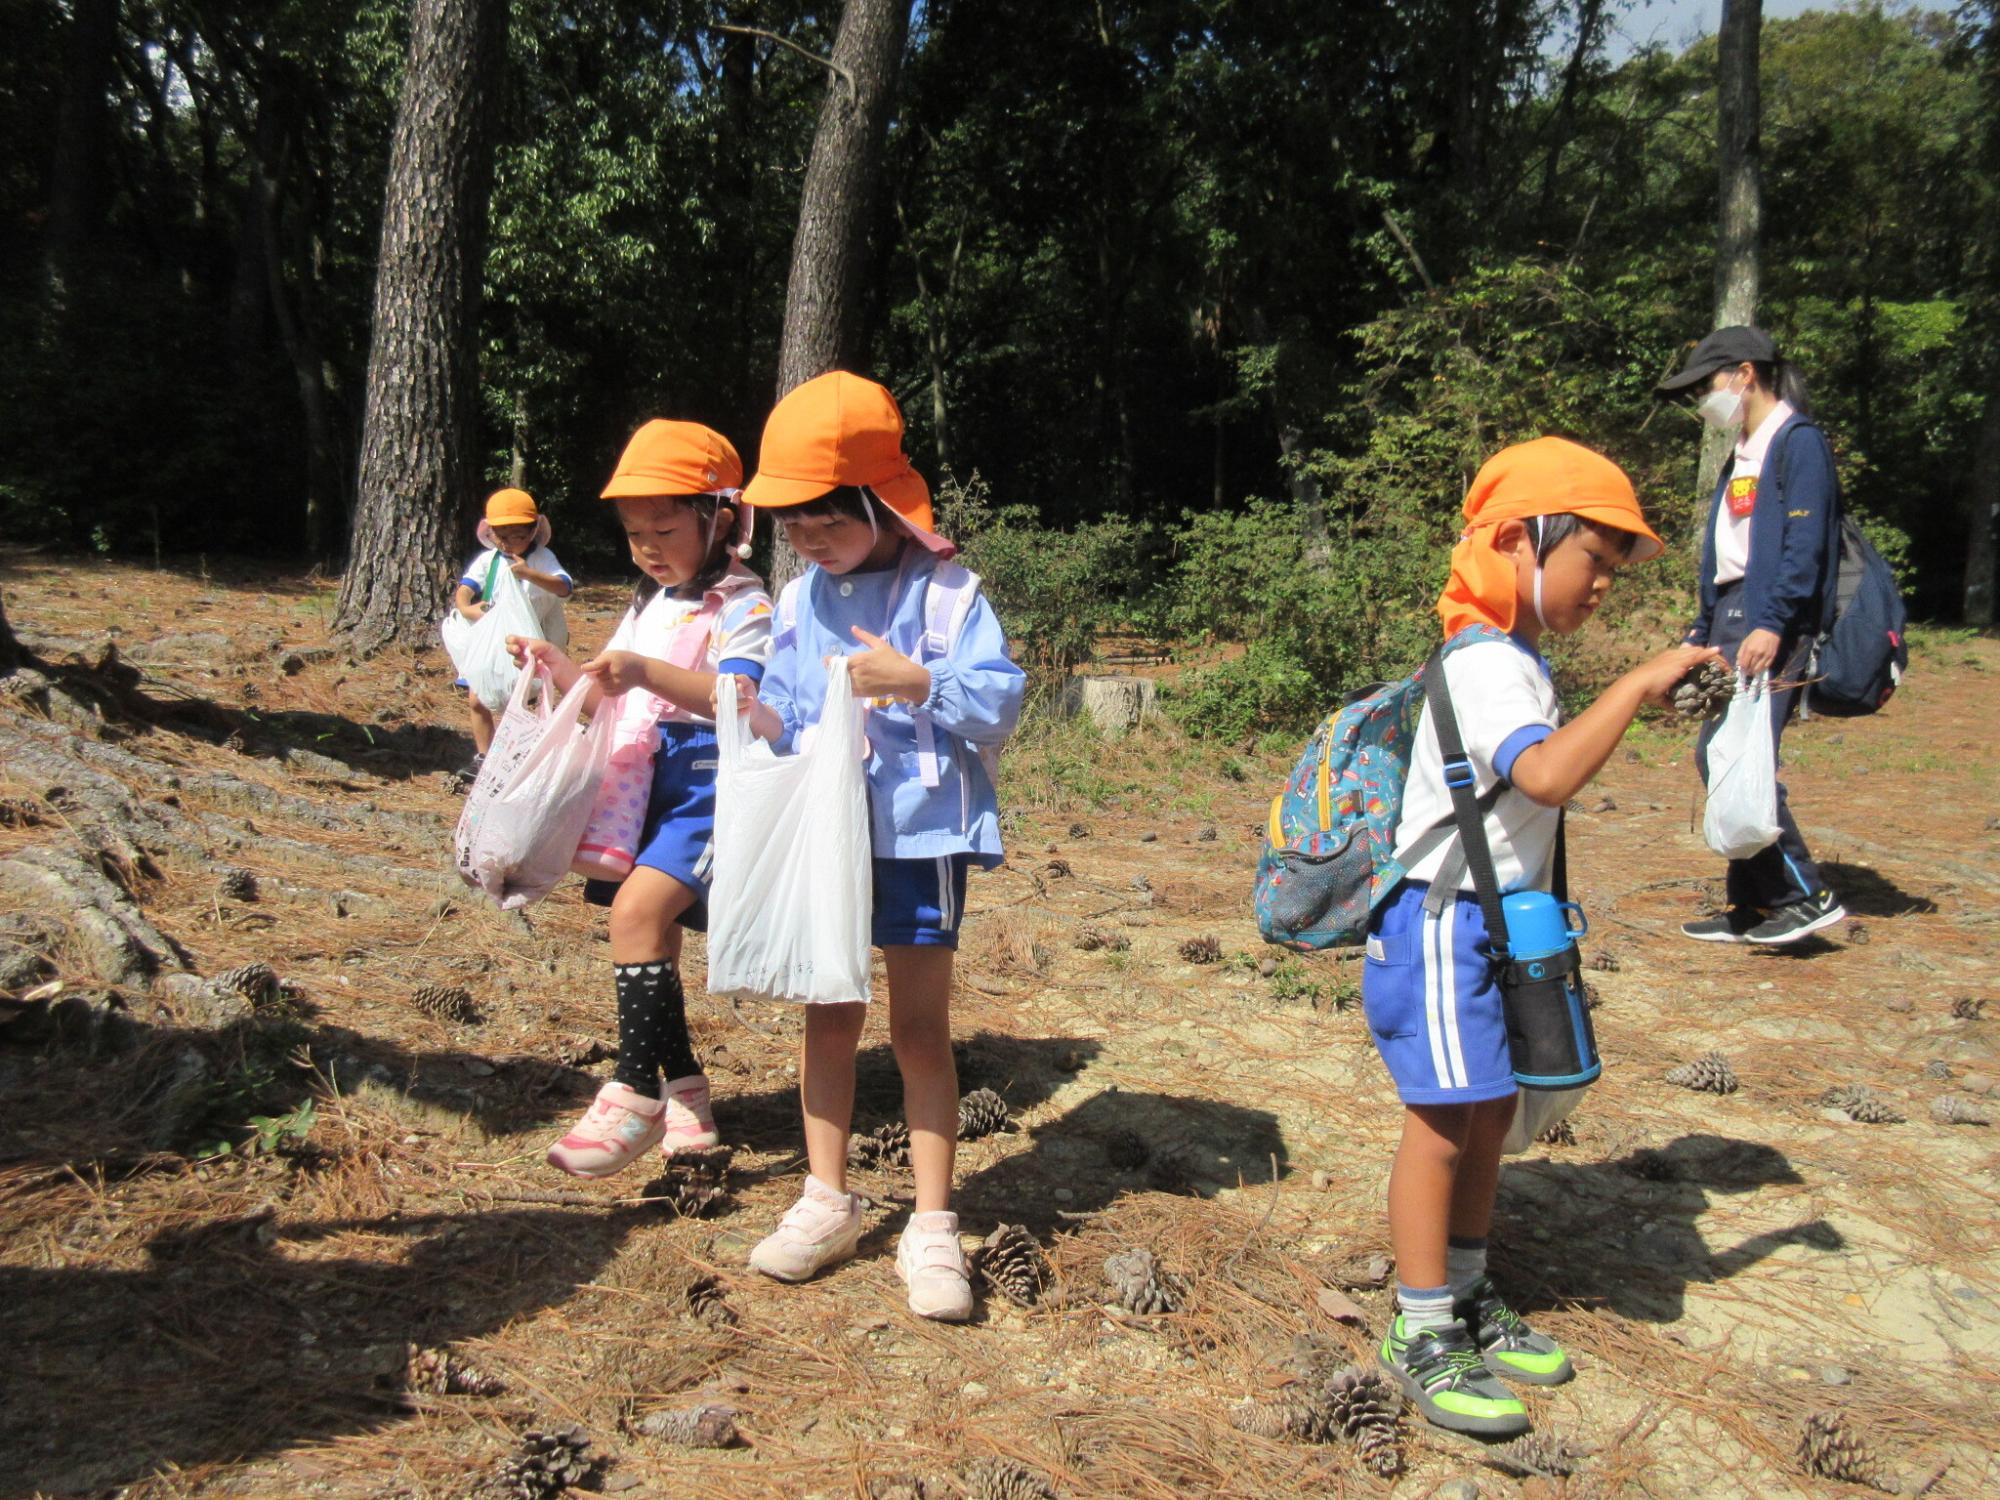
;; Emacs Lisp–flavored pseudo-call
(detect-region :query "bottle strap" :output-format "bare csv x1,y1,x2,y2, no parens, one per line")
1420,646,1513,958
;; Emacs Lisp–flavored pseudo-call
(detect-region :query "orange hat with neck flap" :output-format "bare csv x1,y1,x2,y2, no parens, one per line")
1436,436,1662,636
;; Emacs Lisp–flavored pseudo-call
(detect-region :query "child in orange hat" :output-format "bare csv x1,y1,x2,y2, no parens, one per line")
452,488,573,769
726,371,1025,1321
506,422,772,1179
1367,438,1718,1437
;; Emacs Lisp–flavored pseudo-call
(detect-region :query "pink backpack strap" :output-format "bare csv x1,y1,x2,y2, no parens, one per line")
665,586,728,671
911,562,980,790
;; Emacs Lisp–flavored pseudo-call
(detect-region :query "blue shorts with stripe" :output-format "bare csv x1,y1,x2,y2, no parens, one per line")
1362,882,1517,1105
873,855,972,949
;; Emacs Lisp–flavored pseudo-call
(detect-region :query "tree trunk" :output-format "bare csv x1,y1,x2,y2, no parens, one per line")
1701,0,1763,497
0,587,21,674
769,0,913,591
334,0,507,649
44,0,120,300
1964,395,2000,626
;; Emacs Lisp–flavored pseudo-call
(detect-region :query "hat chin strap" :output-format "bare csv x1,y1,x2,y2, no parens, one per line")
860,487,882,551
1531,516,1549,631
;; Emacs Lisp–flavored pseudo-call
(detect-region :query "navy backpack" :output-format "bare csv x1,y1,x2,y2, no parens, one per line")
1806,515,1908,717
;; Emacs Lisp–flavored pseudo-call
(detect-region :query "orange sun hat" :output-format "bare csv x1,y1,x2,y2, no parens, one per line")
1437,436,1663,636
742,371,952,557
600,420,744,499
484,487,540,526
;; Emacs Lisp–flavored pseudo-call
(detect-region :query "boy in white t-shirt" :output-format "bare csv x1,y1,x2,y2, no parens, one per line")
1367,438,1718,1437
453,487,573,764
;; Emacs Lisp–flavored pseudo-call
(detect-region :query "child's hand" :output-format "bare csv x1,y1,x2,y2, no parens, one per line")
462,602,487,622
578,649,651,697
508,558,532,579
1735,627,1782,678
506,635,557,668
710,673,757,719
845,628,932,703
1629,644,1725,708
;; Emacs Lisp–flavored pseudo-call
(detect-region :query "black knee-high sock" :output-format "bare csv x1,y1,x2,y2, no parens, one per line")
611,960,699,1091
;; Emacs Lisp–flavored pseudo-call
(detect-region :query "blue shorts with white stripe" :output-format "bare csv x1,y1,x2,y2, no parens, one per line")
872,855,973,950
1362,882,1518,1106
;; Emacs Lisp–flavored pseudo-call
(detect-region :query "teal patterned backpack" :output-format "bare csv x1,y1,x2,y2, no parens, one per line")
1253,625,1508,950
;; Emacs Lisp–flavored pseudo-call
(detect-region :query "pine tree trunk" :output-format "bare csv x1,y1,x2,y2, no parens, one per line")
768,0,913,591
0,587,21,674
1964,396,2000,626
43,0,119,300
334,0,507,650
1701,0,1763,496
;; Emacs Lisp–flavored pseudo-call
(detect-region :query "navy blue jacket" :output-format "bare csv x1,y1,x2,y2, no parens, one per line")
1688,414,1842,646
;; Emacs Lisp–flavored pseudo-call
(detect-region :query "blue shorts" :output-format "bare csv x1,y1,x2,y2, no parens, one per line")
583,724,718,932
873,855,972,949
1362,882,1517,1105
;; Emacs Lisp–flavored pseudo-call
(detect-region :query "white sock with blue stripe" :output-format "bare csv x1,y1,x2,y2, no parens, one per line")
1397,1282,1456,1336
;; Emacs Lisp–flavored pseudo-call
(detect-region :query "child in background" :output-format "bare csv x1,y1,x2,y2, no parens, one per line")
455,487,573,768
510,423,772,1178
1367,438,1717,1435
730,372,1024,1321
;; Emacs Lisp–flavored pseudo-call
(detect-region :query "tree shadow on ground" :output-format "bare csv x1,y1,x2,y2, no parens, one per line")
0,1204,636,1495
1493,1132,1844,1324
1818,860,1940,918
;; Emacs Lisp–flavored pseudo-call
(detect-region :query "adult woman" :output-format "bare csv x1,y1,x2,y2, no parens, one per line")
1656,326,1845,945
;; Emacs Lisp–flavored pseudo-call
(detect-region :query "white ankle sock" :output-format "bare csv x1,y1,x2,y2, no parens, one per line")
1447,1238,1488,1300
1397,1283,1455,1335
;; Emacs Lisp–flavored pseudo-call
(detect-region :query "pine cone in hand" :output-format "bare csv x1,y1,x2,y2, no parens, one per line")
1671,658,1736,718
1103,1247,1184,1314
958,1087,1012,1140
1665,1052,1738,1094
411,982,477,1023
970,1223,1050,1308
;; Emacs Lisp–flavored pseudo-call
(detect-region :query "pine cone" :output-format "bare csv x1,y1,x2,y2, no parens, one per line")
958,1088,1012,1140
1074,926,1128,953
645,1146,733,1217
962,1456,1058,1500
1665,1052,1738,1094
970,1223,1050,1307
405,1341,505,1397
1671,658,1736,718
1587,948,1621,973
1324,1364,1403,1476
1103,1247,1184,1314
1538,1116,1577,1146
853,1120,911,1168
1951,996,1987,1020
1045,857,1072,878
1931,1093,1991,1126
1067,821,1091,838
1229,1393,1325,1442
1921,1059,1952,1081
215,866,258,902
412,982,477,1023
684,1274,737,1328
482,1425,597,1499
1797,1410,1882,1487
1492,1428,1584,1478
632,1402,739,1448
1198,824,1218,841
213,961,280,1008
1179,934,1223,965
1821,1084,1905,1124
1100,1126,1150,1170
868,1477,938,1500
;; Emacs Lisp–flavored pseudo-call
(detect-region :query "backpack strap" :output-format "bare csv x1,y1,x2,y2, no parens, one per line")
481,550,502,602
911,561,982,790
1419,646,1513,958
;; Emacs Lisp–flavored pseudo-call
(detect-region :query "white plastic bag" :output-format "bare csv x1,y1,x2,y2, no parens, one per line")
444,564,549,712
1500,1086,1586,1155
1702,675,1780,860
706,659,874,1005
455,663,614,909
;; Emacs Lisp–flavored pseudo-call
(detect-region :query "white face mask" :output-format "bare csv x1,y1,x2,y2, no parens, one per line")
1698,379,1746,431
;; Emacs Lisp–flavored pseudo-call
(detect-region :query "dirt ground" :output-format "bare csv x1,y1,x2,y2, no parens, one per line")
1,552,1995,1500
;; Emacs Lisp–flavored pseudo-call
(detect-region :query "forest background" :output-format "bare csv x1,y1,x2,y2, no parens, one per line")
4,0,1997,739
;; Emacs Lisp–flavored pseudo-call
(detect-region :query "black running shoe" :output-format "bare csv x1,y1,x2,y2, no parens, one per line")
1681,907,1761,943
1745,890,1846,945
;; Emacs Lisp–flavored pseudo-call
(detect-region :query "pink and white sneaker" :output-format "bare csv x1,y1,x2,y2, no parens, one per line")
660,1073,721,1155
545,1082,667,1178
747,1175,865,1282
896,1210,973,1321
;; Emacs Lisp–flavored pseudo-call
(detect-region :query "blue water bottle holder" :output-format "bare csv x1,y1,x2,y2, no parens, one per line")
1421,651,1603,1092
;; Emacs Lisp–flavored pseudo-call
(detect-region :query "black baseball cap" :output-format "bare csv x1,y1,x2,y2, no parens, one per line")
1654,325,1778,396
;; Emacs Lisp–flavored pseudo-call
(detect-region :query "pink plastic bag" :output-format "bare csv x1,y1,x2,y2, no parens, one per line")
455,664,615,909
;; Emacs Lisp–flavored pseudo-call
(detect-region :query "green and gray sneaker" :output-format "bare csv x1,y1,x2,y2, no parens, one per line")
1456,1276,1574,1386
1378,1315,1530,1436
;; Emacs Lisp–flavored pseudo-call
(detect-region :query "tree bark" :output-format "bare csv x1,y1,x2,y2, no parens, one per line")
1964,395,2000,626
1701,0,1763,497
334,0,508,649
0,587,21,674
44,0,120,300
769,0,913,590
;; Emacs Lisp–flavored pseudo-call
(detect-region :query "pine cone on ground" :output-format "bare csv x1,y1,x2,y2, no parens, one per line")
213,961,281,1008
405,1341,505,1397
1179,934,1223,964
1587,948,1621,973
644,1145,733,1217
1671,658,1736,718
1067,821,1091,838
1538,1115,1577,1146
1074,926,1128,953
1821,1084,1905,1124
853,1120,911,1168
970,1223,1050,1308
1492,1429,1584,1478
481,1425,597,1499
1100,1126,1150,1170
1930,1093,1991,1126
1797,1411,1882,1488
684,1274,737,1328
1951,996,1987,1020
1323,1364,1403,1478
1103,1247,1184,1314
1198,825,1218,841
1922,1059,1952,1081
1665,1052,1738,1094
1230,1393,1325,1442
1045,857,1072,878
412,982,477,1023
867,1478,937,1500
958,1088,1012,1140
962,1456,1059,1500
215,866,258,902
631,1403,739,1447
